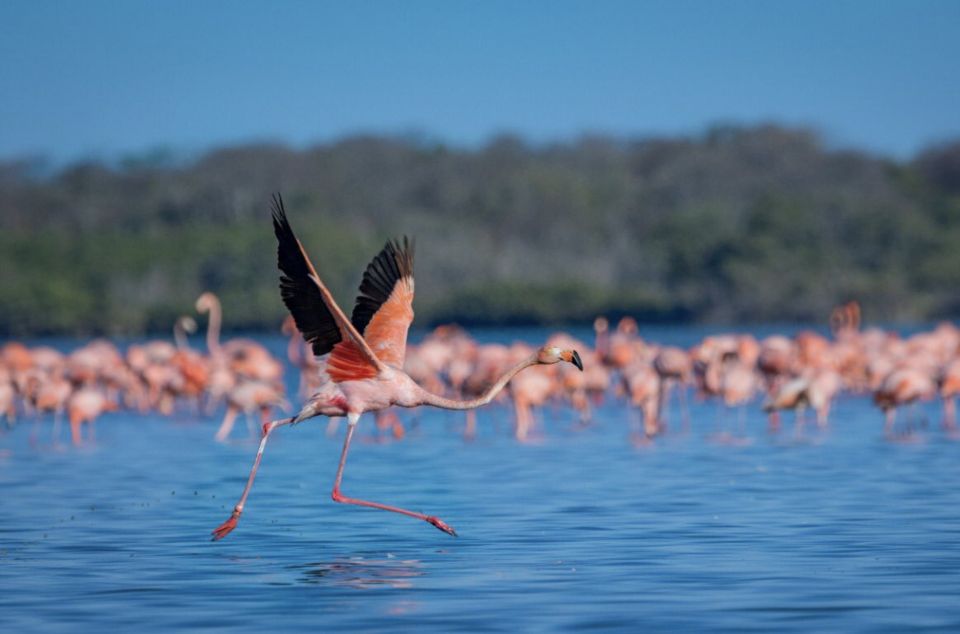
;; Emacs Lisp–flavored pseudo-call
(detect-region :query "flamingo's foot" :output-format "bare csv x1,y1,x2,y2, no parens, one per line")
211,512,240,541
425,515,457,537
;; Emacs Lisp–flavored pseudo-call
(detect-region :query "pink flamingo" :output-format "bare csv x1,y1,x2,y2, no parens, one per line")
621,362,661,438
211,195,582,540
940,358,960,430
215,380,289,442
0,378,15,426
874,366,936,438
66,387,117,445
653,346,692,429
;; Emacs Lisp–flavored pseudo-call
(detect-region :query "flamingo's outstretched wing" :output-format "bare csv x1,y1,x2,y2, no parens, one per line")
271,194,385,381
350,237,415,369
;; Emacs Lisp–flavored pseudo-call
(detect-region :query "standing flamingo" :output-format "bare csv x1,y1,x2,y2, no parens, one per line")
66,387,117,445
211,195,582,540
940,358,960,431
874,366,936,438
215,380,289,442
653,346,692,429
0,378,15,426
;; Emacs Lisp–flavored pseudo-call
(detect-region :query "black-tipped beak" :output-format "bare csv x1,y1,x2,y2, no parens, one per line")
571,350,584,371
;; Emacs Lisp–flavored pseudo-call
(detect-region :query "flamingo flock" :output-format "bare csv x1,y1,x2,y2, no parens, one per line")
400,308,960,444
0,291,290,447
3,302,959,448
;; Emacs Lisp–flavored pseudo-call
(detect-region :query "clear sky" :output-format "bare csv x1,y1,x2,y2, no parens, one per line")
1,0,958,163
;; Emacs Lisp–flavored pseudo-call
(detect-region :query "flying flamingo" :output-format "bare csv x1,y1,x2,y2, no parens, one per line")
211,195,583,540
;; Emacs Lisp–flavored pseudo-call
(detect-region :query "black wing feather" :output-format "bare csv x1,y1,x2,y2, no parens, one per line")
270,193,342,357
351,236,414,336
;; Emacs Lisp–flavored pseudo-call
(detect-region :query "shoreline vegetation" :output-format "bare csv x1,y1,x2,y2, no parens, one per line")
1,124,959,337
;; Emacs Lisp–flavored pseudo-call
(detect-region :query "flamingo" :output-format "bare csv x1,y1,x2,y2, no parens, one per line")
763,376,812,428
171,316,210,409
874,366,937,438
509,360,557,441
196,292,284,385
593,317,609,360
215,380,289,442
0,378,15,426
653,346,692,429
66,387,117,445
282,315,321,398
757,335,796,395
31,371,73,442
939,358,960,430
717,358,757,438
621,362,661,438
211,195,582,540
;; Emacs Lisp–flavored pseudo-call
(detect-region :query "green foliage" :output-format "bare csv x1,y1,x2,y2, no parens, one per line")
0,124,958,335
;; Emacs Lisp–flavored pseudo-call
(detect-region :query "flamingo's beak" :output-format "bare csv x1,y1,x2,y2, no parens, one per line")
571,350,583,371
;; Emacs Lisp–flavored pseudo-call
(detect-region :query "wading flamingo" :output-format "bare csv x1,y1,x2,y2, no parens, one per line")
212,195,583,540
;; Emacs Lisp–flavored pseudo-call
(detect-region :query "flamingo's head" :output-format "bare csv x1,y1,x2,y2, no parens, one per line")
195,292,218,313
594,316,609,334
177,316,197,334
617,316,638,335
537,346,584,371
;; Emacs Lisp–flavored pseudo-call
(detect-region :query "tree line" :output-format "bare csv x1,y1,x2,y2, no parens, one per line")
1,124,959,336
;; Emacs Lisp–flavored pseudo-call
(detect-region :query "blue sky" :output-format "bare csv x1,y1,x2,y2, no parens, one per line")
1,0,958,163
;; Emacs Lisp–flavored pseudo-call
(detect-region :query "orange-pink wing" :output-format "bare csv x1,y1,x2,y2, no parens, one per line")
326,340,380,382
349,237,415,369
272,194,385,382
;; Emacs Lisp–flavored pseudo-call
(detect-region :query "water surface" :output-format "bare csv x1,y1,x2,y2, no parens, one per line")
2,328,959,632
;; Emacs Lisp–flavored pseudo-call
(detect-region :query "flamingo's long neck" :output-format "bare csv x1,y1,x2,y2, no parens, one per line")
595,329,609,358
419,355,539,411
173,321,188,351
204,297,222,357
286,332,302,366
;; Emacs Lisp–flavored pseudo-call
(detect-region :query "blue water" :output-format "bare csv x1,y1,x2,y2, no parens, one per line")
2,328,960,633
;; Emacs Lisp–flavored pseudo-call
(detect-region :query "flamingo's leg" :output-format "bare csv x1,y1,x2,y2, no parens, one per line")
331,413,457,536
211,417,294,540
69,413,83,446
657,380,670,429
884,408,896,438
243,410,256,438
647,401,661,437
679,385,691,432
943,397,956,430
52,410,62,445
215,406,238,442
817,401,831,428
